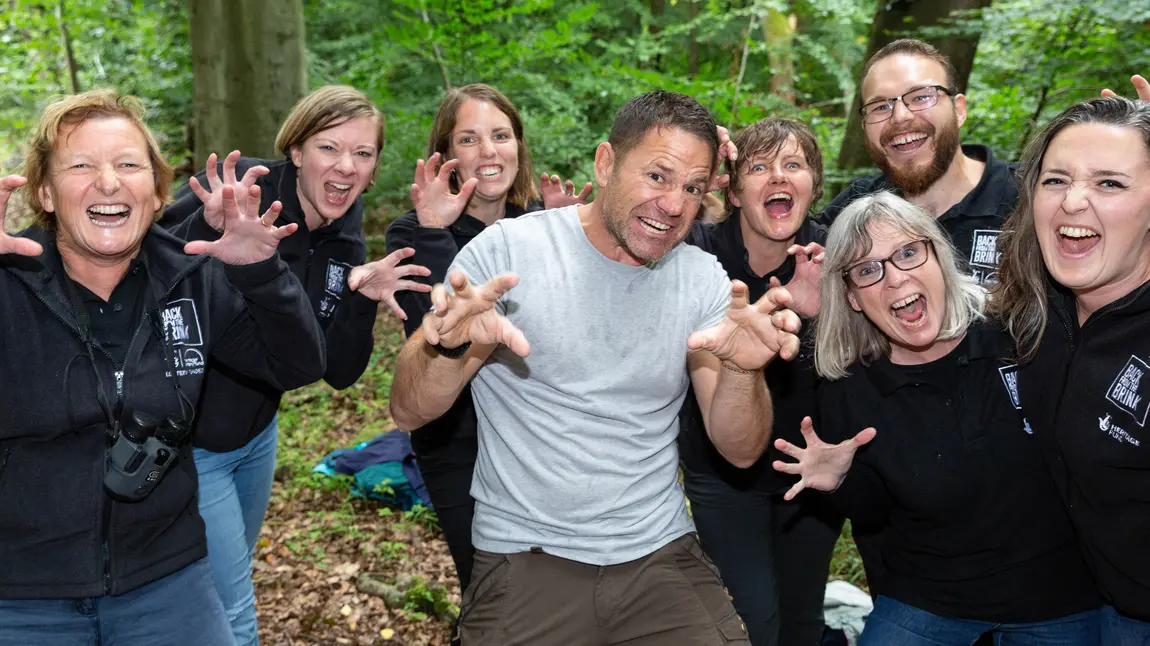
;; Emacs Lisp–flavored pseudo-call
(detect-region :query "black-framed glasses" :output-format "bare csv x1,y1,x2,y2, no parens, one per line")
859,85,952,124
843,239,934,288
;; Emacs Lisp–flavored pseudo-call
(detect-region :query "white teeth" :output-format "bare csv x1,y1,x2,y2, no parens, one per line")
639,217,671,232
87,204,129,215
765,192,792,202
327,183,351,190
1059,226,1099,239
891,293,921,310
478,167,501,178
891,133,927,146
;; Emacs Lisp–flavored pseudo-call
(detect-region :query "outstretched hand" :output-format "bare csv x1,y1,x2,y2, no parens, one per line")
540,173,593,209
422,271,531,357
769,242,825,319
687,281,801,370
188,150,269,232
347,247,433,319
183,184,296,265
1101,74,1150,102
0,175,43,257
412,152,478,229
772,416,877,501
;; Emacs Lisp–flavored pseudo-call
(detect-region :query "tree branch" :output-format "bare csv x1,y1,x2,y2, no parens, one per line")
420,0,452,91
56,0,80,93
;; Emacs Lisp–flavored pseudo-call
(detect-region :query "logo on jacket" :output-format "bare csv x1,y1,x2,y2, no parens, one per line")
160,299,203,346
998,364,1021,409
325,260,351,297
1106,355,1150,427
1099,414,1141,447
969,229,1001,285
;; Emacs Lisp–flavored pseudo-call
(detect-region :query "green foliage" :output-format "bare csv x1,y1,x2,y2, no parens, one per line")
400,576,458,623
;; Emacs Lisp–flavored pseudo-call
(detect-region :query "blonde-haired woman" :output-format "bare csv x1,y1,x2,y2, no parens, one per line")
773,191,1101,644
164,85,429,645
0,89,323,643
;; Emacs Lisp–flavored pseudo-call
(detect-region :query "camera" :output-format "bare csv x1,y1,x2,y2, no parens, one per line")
104,411,190,502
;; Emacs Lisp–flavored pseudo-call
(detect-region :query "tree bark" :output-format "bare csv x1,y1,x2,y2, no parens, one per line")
56,0,80,93
687,0,700,77
762,7,796,105
836,0,992,173
189,0,308,169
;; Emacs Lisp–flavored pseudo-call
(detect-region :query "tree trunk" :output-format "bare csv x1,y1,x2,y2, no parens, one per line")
762,7,796,105
189,0,307,169
687,0,700,77
836,0,992,173
56,0,80,93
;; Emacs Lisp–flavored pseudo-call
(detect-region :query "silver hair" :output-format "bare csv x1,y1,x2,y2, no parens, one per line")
814,190,986,379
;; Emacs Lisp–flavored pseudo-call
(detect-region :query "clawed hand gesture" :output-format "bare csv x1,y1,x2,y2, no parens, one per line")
423,271,531,357
769,242,825,319
1101,74,1150,101
687,281,802,370
183,181,295,265
772,417,877,501
188,151,269,232
708,125,739,193
411,152,478,229
0,175,43,257
540,173,593,209
347,247,432,319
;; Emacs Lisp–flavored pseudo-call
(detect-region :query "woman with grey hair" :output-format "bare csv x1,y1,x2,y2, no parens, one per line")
994,95,1150,639
773,191,1101,644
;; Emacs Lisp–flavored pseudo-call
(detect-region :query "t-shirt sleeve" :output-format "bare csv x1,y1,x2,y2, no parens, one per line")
696,255,731,331
445,222,512,315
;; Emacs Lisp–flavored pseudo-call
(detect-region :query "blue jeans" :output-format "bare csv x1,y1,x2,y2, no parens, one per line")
1101,606,1150,645
0,558,235,645
861,596,1100,646
194,416,278,646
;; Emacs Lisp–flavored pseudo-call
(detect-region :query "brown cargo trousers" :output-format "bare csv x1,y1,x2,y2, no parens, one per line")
457,533,752,645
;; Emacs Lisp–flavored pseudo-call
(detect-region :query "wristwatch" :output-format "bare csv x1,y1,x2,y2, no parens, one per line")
431,341,472,358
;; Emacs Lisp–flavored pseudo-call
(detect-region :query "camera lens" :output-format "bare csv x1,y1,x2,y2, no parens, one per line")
155,416,190,446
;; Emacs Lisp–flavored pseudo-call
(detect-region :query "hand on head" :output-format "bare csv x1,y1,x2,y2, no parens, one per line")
1100,74,1150,102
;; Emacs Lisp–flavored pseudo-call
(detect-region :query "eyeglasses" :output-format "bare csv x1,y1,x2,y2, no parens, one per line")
843,239,934,288
859,85,952,124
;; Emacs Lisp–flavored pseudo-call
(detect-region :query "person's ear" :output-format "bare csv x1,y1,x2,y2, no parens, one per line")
847,290,862,313
38,183,56,213
290,145,303,168
953,93,968,129
594,142,615,189
728,190,742,208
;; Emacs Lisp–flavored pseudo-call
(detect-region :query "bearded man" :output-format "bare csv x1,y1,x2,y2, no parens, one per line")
821,39,1017,285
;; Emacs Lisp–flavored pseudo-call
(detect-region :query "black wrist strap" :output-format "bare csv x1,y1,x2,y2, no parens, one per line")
432,340,472,358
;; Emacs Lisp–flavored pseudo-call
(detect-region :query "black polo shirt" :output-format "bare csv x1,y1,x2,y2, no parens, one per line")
50,246,149,367
819,144,1018,286
818,319,1100,622
678,211,825,493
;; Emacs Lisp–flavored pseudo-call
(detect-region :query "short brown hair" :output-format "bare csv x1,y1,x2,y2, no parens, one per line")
609,91,720,176
426,84,540,209
22,88,174,230
724,117,824,218
861,39,957,94
276,85,384,157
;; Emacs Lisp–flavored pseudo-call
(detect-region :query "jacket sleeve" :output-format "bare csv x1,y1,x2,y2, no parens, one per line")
208,255,326,391
319,233,379,390
817,383,893,527
385,213,460,339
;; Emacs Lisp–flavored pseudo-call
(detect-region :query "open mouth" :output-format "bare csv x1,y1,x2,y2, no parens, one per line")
764,192,794,219
324,181,352,205
638,216,671,235
476,165,503,180
887,132,928,153
86,204,130,228
890,293,928,328
1057,225,1101,256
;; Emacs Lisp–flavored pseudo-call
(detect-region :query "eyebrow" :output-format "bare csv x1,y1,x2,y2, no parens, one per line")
455,127,512,135
1042,167,1133,179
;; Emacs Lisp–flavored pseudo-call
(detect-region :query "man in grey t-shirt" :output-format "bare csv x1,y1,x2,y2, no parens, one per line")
391,91,801,646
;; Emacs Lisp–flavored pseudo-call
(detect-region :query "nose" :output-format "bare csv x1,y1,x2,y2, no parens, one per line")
95,164,120,194
479,137,497,158
335,152,355,174
889,99,914,125
655,190,686,218
1062,181,1090,214
883,262,912,288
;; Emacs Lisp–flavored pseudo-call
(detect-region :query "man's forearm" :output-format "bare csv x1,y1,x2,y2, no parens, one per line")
389,330,485,431
705,364,773,468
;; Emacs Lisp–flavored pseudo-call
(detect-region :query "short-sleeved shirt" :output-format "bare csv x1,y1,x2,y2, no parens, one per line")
819,144,1018,286
447,206,731,565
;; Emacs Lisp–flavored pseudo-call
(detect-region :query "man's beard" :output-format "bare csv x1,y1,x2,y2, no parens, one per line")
867,115,961,197
601,190,680,265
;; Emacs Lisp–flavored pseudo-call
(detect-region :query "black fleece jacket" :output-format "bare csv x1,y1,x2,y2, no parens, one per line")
0,225,324,599
162,157,378,452
1018,280,1150,621
384,203,537,455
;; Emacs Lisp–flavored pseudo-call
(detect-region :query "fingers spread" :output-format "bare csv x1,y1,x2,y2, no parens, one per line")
481,273,520,301
499,318,531,357
758,285,793,313
386,246,417,265
577,182,594,202
771,309,802,334
223,150,241,184
729,279,750,309
852,427,878,448
457,177,479,202
260,200,282,227
204,153,221,188
448,271,474,298
396,279,433,293
241,165,270,188
772,459,802,475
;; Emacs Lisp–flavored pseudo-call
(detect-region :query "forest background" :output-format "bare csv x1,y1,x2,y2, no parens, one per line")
1,1,1148,644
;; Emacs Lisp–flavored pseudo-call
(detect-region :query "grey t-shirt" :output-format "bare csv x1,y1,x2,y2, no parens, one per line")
448,206,731,565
